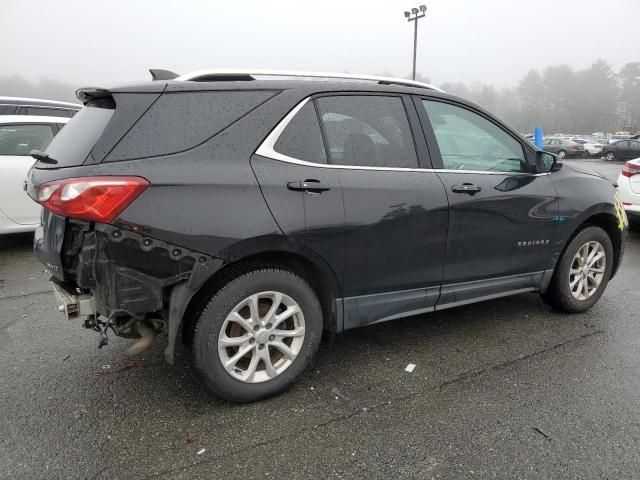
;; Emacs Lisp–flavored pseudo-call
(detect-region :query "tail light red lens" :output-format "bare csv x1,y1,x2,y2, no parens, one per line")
622,162,640,178
34,176,150,223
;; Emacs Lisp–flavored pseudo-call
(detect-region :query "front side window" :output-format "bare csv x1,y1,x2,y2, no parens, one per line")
0,124,54,156
422,100,526,173
315,95,418,168
273,102,326,163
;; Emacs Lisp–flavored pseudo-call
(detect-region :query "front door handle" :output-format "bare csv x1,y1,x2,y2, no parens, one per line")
451,183,482,194
287,180,331,193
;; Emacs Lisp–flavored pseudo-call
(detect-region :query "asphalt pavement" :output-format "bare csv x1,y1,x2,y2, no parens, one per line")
1,159,639,479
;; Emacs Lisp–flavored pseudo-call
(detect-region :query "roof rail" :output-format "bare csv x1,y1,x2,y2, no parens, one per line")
173,69,444,92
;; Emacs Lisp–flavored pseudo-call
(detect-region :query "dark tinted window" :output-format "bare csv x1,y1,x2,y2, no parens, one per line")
24,107,72,117
44,106,114,167
422,100,526,173
316,95,418,168
0,124,54,156
631,141,640,148
107,91,275,161
615,141,629,147
273,102,326,163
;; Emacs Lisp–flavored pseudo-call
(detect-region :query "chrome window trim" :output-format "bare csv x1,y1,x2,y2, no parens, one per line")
255,97,549,177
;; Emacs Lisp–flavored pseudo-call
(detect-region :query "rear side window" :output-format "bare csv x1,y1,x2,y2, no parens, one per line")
315,95,418,168
107,91,275,162
44,106,114,167
273,102,326,163
0,124,54,156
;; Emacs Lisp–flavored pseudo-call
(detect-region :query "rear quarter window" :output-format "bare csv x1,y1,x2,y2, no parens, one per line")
44,106,114,168
106,91,276,162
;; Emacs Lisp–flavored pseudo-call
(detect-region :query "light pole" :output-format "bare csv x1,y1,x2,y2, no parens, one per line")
404,5,427,81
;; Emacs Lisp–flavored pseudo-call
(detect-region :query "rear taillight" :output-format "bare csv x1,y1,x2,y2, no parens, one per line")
571,144,582,149
34,176,149,223
622,162,640,178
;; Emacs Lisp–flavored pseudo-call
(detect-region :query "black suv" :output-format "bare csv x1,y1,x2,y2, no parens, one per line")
27,70,628,402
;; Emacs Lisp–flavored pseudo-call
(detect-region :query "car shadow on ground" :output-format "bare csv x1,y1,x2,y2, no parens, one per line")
0,232,33,252
94,289,591,413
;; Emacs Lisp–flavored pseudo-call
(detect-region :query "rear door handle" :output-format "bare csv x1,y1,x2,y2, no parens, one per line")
287,180,331,193
451,183,482,194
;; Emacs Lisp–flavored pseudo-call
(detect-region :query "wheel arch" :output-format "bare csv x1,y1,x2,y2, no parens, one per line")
565,212,624,279
180,247,343,351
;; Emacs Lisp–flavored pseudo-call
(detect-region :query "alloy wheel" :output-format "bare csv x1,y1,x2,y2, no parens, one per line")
218,291,305,383
606,152,615,161
569,241,606,301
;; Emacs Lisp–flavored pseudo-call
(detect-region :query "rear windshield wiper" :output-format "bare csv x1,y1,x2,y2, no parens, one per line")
30,149,58,165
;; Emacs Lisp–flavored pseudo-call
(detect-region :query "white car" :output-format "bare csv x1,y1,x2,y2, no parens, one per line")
0,115,69,234
572,138,604,157
617,158,640,226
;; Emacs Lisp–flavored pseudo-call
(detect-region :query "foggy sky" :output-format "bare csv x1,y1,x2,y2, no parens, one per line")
3,0,639,88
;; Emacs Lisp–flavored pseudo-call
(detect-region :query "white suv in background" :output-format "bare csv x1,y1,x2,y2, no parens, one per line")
0,115,69,234
617,159,640,227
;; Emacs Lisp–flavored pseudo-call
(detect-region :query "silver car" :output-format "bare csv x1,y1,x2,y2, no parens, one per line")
542,137,584,159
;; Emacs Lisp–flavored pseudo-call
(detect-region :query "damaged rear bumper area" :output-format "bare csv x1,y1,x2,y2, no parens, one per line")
36,216,223,362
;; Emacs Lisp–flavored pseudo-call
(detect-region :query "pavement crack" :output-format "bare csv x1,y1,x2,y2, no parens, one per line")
532,426,553,441
438,329,606,390
0,289,51,301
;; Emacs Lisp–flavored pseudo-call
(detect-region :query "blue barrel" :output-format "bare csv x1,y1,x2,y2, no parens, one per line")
534,127,544,150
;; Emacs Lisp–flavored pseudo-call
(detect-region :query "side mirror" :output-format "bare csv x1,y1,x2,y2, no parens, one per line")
536,150,561,173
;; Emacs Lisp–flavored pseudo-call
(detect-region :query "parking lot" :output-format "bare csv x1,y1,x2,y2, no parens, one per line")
1,158,638,479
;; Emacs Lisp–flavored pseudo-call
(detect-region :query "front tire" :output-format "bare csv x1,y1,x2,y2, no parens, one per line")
541,226,613,313
605,152,616,161
193,268,323,402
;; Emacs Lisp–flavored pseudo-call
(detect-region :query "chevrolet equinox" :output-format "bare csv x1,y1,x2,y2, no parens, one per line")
27,69,628,402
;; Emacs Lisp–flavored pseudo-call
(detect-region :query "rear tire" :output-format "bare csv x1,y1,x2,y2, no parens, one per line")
541,226,613,313
193,268,323,402
557,149,567,159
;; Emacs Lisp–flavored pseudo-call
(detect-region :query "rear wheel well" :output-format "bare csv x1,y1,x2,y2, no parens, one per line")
180,252,337,348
